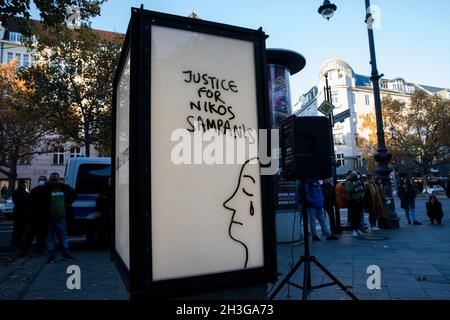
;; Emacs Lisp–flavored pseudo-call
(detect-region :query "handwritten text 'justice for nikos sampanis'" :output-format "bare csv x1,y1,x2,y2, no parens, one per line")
182,70,254,141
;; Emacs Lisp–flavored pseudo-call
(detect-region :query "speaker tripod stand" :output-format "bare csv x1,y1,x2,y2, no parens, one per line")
269,180,358,300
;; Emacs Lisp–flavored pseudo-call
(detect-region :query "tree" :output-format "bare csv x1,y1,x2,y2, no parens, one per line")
357,91,450,176
0,61,52,197
0,0,106,35
356,113,378,173
21,24,124,156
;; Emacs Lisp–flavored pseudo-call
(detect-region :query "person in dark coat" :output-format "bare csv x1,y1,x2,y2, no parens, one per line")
426,195,444,225
11,180,31,247
345,171,366,237
1,184,7,200
19,176,49,256
398,178,422,225
321,179,339,235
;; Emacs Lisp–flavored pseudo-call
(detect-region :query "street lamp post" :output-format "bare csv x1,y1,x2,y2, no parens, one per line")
318,0,400,228
323,73,342,233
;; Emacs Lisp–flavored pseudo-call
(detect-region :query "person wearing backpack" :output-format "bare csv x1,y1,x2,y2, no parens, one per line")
345,171,366,238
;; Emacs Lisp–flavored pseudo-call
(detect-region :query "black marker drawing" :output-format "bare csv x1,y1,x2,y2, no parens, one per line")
223,157,258,269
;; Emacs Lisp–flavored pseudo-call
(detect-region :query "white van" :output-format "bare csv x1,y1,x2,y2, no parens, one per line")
64,157,111,244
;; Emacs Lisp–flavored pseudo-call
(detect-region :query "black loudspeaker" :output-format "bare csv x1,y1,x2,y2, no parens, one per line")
280,116,332,181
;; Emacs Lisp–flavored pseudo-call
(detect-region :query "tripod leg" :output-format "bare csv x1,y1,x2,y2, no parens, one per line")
302,258,310,300
311,258,358,300
269,257,305,300
307,259,312,292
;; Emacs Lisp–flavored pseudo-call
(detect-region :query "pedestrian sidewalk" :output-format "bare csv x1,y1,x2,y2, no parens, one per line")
20,249,128,300
271,198,450,300
6,197,450,300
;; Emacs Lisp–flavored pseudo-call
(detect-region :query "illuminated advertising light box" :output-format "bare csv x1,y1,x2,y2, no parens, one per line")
112,8,277,298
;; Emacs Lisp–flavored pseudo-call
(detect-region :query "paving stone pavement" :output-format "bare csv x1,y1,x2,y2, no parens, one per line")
20,249,128,300
270,196,450,300
1,196,449,300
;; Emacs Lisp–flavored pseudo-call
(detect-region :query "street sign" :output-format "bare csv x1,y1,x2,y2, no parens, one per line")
334,109,351,124
318,100,335,116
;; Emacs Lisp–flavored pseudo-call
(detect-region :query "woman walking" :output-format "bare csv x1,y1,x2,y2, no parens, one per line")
398,178,422,225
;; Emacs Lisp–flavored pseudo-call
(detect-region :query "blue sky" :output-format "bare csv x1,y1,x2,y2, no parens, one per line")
31,0,450,103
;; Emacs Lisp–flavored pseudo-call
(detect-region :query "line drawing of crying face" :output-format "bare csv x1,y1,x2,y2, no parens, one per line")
223,157,259,269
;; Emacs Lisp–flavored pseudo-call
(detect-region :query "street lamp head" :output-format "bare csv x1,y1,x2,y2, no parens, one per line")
318,0,337,21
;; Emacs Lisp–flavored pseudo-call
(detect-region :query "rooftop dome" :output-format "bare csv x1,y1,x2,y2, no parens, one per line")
320,58,354,77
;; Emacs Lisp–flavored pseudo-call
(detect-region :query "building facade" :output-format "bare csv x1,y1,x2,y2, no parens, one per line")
0,20,103,192
295,58,450,176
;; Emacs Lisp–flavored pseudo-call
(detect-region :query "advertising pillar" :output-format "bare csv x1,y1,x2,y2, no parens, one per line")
267,49,306,243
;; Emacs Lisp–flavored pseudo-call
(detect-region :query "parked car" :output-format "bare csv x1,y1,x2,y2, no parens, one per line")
64,157,111,245
422,185,445,195
0,197,15,218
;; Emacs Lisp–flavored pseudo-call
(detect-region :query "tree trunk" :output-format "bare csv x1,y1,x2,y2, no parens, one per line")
421,164,428,189
85,141,90,157
84,122,91,157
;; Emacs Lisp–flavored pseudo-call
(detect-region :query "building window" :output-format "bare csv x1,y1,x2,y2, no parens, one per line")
53,147,65,165
365,95,370,106
23,54,29,66
8,32,22,42
19,157,31,165
334,133,345,145
70,147,82,158
352,93,356,105
331,93,339,104
336,153,345,167
7,52,14,63
357,156,363,167
15,53,21,66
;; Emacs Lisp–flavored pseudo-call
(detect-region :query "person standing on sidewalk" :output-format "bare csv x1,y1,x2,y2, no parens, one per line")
11,180,31,248
364,176,377,230
1,184,7,201
44,172,77,263
321,179,339,235
398,178,422,225
335,180,348,229
364,176,388,231
19,176,49,256
426,195,444,225
302,181,338,241
345,171,366,238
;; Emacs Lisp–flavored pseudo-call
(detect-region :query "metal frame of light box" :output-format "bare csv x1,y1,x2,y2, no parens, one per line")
111,7,277,299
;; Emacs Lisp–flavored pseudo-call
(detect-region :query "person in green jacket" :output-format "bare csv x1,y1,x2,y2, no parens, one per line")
43,172,78,264
345,171,366,238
